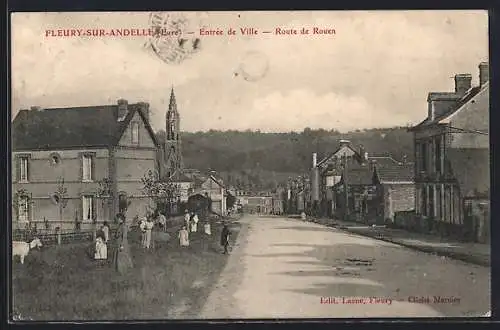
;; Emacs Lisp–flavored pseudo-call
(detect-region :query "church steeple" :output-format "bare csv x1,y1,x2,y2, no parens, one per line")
168,86,178,113
164,86,183,179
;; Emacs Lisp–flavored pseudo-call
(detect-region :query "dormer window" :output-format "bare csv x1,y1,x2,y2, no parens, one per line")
49,153,61,166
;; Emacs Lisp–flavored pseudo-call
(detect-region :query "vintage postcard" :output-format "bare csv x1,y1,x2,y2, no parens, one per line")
10,10,490,320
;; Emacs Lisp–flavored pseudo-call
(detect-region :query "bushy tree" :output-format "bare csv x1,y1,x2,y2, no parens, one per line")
141,169,180,216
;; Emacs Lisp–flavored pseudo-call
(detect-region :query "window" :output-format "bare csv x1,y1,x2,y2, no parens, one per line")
131,122,139,144
82,155,93,181
118,193,128,214
435,136,442,173
421,143,428,173
82,195,94,221
19,157,29,182
18,196,29,222
428,186,435,218
436,185,442,221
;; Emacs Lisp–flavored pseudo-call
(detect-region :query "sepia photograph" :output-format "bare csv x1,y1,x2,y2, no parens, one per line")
10,10,490,320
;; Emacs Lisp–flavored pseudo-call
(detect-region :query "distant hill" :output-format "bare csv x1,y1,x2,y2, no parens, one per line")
156,127,414,190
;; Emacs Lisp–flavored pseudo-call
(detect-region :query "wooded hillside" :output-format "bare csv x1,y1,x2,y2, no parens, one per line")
156,127,414,190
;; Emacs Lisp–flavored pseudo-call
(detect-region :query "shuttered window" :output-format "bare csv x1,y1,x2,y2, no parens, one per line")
18,196,30,222
82,195,94,221
82,154,93,181
19,157,29,182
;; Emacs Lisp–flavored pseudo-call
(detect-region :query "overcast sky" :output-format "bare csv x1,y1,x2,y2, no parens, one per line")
11,11,488,133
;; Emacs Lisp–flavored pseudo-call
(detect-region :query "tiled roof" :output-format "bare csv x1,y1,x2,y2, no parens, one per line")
374,165,414,183
344,167,375,185
368,156,404,167
12,104,158,150
338,162,375,186
447,148,490,197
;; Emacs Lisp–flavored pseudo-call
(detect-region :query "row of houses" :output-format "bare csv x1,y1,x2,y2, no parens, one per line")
12,88,232,232
286,62,490,243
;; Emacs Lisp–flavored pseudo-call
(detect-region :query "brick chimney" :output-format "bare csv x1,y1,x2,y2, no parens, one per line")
30,106,42,111
117,99,128,120
479,62,489,86
454,74,472,95
312,152,317,168
137,102,150,122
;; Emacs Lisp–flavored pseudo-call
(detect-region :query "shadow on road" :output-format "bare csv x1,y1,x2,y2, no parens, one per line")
251,241,489,317
274,226,337,233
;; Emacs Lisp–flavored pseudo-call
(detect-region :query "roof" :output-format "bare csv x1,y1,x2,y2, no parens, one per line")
317,144,363,168
368,156,404,167
447,148,490,197
374,165,414,183
169,170,193,183
209,175,225,188
12,104,159,151
337,162,375,186
410,85,484,131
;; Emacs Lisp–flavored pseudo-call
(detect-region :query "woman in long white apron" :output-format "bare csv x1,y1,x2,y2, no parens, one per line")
191,213,199,232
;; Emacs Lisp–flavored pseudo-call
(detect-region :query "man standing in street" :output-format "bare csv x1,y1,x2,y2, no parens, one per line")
220,223,231,254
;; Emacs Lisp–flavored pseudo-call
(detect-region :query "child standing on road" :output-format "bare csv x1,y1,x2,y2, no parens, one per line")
179,225,190,247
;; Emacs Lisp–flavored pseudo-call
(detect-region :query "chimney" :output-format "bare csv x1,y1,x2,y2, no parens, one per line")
138,102,150,122
479,62,489,86
30,106,42,111
454,74,472,95
117,99,128,119
312,153,317,168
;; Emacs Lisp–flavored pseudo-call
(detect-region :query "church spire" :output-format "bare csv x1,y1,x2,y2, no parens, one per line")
169,86,177,112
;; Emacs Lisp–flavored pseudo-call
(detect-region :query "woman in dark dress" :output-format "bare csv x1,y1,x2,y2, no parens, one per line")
113,214,133,274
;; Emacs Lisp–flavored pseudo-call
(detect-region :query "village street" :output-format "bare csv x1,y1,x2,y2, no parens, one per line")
199,215,490,318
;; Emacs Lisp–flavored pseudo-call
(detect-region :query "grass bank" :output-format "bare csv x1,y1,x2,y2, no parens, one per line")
12,217,242,321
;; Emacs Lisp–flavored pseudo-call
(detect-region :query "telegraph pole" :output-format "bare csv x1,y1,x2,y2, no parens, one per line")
343,154,349,221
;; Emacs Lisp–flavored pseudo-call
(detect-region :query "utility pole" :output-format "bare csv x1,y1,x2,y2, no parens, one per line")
343,154,349,221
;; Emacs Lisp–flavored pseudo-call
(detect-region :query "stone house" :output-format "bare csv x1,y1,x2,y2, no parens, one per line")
371,158,415,225
243,196,273,214
186,171,227,216
409,62,490,241
311,140,367,218
12,100,159,231
311,140,415,224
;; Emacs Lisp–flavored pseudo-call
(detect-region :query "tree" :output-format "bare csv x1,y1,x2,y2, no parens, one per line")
141,169,180,217
13,188,34,232
54,177,69,229
95,177,113,238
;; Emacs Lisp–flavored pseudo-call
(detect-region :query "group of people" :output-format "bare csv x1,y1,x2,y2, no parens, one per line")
178,210,204,247
139,216,155,249
94,221,110,260
178,209,231,254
